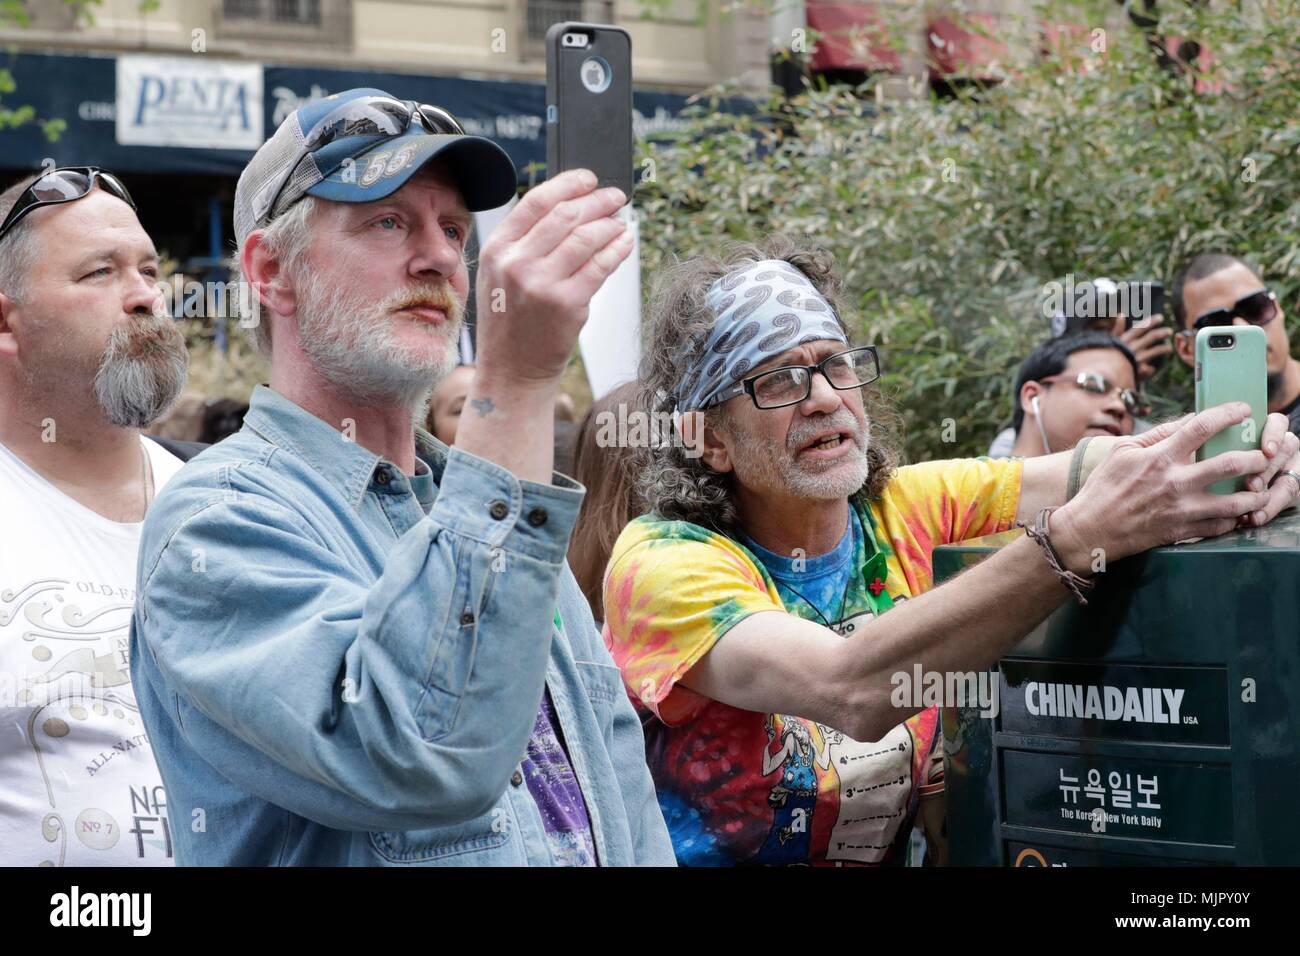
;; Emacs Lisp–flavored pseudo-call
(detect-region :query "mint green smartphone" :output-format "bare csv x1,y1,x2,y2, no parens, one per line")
1195,325,1267,494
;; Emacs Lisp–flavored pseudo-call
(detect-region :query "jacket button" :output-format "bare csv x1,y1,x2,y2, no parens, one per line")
510,770,524,787
459,611,474,626
489,500,509,520
375,469,390,486
526,507,548,527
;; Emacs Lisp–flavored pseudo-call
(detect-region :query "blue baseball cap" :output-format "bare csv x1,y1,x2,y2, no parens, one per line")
234,88,518,247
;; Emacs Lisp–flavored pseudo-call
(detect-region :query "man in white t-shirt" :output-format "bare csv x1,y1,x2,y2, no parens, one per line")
0,168,189,866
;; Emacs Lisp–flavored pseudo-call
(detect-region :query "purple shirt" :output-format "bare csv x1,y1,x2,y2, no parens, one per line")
520,691,597,866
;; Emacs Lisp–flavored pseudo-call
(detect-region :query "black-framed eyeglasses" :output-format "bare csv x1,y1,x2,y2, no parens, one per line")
712,346,882,410
268,96,467,221
0,167,135,242
1179,288,1278,337
1041,371,1148,417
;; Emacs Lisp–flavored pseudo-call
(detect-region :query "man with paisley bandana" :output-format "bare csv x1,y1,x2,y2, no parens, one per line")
602,235,1300,866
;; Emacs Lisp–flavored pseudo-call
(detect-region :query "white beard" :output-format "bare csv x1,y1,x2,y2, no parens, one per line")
730,409,872,502
293,273,462,418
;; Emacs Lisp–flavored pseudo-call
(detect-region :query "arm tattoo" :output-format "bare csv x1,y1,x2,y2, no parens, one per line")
469,395,496,417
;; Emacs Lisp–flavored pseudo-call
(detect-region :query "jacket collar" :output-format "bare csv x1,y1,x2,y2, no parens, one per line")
241,384,449,507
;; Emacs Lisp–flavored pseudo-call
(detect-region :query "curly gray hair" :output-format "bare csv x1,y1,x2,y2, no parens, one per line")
637,234,900,534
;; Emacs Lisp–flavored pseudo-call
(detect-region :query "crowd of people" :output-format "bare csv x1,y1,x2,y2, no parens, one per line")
4,87,1300,868
991,261,1300,459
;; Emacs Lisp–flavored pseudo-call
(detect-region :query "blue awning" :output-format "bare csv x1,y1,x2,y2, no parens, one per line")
0,49,695,181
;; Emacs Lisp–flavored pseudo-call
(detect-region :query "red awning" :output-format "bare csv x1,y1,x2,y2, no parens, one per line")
1040,21,1089,59
1040,21,1105,74
806,1,901,73
1164,35,1223,94
926,13,1008,79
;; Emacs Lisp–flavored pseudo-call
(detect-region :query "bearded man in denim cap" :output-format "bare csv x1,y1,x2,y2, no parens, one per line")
130,89,673,866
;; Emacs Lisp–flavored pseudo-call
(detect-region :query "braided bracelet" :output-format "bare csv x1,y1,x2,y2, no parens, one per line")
1018,506,1096,605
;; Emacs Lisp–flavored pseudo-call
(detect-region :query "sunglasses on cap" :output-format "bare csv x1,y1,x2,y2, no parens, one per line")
267,96,466,220
1040,371,1148,417
303,96,465,150
1179,288,1278,337
0,167,135,242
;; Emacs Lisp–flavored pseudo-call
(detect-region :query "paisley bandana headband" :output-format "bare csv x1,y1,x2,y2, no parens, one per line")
674,259,848,412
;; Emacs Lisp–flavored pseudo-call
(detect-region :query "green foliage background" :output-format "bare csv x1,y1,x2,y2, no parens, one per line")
635,0,1300,461
2,1,159,141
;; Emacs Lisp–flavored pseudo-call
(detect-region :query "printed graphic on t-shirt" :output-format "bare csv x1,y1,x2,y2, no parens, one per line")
1,578,172,865
799,609,912,865
520,692,597,867
0,437,179,866
604,457,1023,866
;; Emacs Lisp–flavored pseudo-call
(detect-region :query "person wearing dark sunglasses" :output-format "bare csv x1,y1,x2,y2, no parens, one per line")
1173,252,1300,438
600,236,1300,869
0,166,190,866
1007,333,1143,458
131,88,673,868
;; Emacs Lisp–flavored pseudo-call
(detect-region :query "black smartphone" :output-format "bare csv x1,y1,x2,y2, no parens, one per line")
1124,281,1165,327
546,22,633,197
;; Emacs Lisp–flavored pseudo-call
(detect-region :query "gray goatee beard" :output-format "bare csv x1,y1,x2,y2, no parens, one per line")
93,312,189,429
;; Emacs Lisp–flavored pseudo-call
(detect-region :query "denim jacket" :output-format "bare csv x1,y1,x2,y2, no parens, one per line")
130,385,673,866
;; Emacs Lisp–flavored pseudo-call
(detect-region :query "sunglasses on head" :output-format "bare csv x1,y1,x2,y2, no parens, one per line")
1181,288,1278,336
0,167,135,242
302,96,465,152
267,96,466,221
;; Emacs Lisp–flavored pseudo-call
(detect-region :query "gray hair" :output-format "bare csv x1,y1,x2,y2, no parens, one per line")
637,234,900,533
93,311,190,428
233,196,318,358
0,173,45,303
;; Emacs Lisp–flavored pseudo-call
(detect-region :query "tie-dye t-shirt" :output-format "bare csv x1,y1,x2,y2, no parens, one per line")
602,457,1023,866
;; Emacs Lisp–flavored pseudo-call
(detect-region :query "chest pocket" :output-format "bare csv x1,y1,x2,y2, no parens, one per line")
574,660,625,735
368,801,518,865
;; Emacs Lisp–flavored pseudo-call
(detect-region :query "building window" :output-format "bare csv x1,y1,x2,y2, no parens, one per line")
527,1,585,43
218,0,346,47
223,0,261,18
524,0,614,57
222,0,320,24
270,0,321,26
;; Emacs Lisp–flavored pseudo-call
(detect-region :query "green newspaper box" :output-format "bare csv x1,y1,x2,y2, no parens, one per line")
933,509,1300,866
